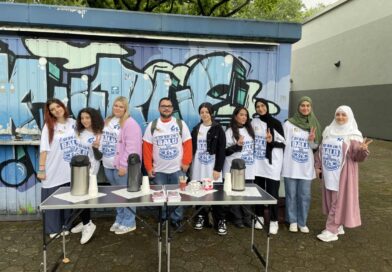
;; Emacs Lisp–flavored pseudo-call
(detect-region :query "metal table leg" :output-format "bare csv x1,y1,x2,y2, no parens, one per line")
42,210,47,272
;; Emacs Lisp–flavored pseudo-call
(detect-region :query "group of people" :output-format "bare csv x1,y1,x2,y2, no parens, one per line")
38,94,371,245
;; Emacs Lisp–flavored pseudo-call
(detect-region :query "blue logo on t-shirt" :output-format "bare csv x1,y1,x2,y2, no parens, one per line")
59,135,78,162
322,143,342,171
241,141,254,165
291,136,309,163
255,136,267,160
156,134,180,160
102,131,117,158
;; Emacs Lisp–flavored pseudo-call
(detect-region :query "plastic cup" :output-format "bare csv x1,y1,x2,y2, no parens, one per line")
179,176,187,191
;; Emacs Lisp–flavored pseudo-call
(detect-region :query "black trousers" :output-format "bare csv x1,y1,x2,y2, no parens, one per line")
230,179,254,224
196,205,226,226
254,176,280,221
79,209,91,225
41,183,71,234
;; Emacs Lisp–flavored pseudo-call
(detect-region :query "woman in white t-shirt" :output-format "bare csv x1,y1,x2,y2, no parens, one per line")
315,106,371,242
70,107,104,244
282,96,322,233
38,98,76,238
252,98,285,234
190,102,227,235
223,106,255,228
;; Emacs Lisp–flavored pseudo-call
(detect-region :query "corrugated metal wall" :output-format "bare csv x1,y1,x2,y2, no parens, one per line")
0,35,291,214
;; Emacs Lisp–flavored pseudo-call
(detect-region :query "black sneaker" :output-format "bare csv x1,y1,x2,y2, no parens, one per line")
193,215,205,230
217,220,227,236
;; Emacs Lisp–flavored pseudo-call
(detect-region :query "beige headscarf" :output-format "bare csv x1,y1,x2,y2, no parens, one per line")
322,105,363,144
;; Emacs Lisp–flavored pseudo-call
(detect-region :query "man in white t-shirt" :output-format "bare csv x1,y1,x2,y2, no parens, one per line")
143,97,192,229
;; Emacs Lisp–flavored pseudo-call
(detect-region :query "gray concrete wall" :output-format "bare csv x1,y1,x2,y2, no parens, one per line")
291,0,392,140
289,84,392,140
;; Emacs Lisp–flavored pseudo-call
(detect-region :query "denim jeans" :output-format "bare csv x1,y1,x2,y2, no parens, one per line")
104,168,136,227
153,170,184,222
284,177,312,227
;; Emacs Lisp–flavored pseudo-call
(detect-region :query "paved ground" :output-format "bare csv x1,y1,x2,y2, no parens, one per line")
0,139,391,272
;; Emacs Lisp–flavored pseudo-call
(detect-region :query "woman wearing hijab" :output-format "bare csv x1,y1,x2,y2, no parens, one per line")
252,98,285,234
315,106,371,242
282,96,322,233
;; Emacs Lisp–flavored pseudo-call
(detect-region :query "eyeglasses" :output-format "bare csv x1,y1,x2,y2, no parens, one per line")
160,105,173,109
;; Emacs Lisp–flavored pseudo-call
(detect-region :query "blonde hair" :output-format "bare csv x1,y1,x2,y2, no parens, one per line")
106,96,130,127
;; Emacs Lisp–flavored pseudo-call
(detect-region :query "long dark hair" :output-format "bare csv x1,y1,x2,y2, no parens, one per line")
44,98,69,144
76,107,104,135
229,106,255,141
198,102,214,123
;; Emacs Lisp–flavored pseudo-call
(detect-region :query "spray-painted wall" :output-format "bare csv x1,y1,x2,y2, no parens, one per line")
0,35,291,214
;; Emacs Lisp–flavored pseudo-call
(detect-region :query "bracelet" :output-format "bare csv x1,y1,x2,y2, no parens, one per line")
37,170,46,175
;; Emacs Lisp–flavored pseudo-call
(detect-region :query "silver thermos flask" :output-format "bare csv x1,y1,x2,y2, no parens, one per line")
127,153,142,192
230,158,246,191
70,155,90,196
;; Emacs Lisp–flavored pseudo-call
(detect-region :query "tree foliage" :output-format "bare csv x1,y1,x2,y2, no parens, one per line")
4,0,327,22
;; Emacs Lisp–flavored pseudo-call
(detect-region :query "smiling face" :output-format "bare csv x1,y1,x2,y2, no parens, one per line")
199,107,212,124
299,101,312,116
256,101,268,116
159,99,173,119
335,111,348,125
113,101,126,118
48,102,65,120
81,112,92,130
235,109,248,126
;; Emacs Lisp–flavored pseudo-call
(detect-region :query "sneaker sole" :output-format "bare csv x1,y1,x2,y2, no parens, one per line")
71,223,84,234
115,227,136,235
317,235,338,242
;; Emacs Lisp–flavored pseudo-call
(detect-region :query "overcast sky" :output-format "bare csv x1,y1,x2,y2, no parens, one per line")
302,0,340,9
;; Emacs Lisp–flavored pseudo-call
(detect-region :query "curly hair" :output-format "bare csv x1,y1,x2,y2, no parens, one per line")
229,106,255,141
76,107,104,135
44,98,69,144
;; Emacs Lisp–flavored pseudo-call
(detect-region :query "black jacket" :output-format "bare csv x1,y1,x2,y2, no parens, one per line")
191,121,226,172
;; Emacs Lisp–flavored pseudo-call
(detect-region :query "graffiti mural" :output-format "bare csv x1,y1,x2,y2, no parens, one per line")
0,36,290,214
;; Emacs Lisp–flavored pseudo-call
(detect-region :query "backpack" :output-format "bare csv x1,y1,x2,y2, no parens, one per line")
150,118,183,136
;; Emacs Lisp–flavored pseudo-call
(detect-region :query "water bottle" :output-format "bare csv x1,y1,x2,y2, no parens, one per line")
127,153,142,192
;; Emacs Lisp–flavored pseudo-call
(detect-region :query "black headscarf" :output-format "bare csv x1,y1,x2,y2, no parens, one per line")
254,98,285,164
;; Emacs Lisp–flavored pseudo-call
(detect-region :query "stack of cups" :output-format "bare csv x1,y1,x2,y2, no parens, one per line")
224,173,232,192
141,176,150,194
88,174,98,197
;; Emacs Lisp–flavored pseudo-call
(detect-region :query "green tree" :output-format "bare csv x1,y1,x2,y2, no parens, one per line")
3,0,326,22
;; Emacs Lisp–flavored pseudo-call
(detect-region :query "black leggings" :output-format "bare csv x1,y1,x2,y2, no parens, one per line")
254,176,280,221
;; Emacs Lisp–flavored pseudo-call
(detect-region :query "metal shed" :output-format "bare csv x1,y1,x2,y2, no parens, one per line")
0,2,301,215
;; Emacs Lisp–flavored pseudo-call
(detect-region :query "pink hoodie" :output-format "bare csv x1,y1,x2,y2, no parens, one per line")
114,117,142,169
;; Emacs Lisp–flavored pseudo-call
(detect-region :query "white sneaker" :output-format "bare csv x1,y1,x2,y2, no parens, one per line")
80,222,96,244
110,222,121,232
289,223,298,232
317,230,338,242
255,217,264,230
269,221,279,235
49,231,70,239
71,222,84,234
114,225,136,235
338,225,345,235
299,226,310,233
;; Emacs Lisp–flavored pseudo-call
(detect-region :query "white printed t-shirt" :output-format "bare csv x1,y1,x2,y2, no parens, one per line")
101,117,121,169
190,124,222,182
40,118,76,188
321,136,344,191
74,130,100,175
223,127,255,180
252,118,285,181
143,117,191,174
282,121,316,180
